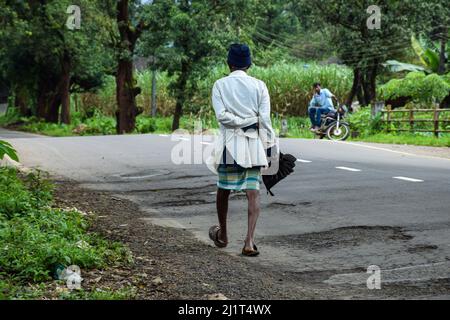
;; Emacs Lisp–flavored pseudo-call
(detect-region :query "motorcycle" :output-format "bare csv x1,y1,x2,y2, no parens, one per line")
314,99,351,141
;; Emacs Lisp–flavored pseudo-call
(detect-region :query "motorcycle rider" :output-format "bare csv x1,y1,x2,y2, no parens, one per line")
308,82,336,132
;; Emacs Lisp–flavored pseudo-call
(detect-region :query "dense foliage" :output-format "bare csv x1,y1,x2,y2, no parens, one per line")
0,168,131,285
380,72,450,104
0,0,449,135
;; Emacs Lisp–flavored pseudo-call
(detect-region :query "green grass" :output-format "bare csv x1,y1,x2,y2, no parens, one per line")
352,132,450,147
0,167,133,300
2,107,449,148
76,62,353,117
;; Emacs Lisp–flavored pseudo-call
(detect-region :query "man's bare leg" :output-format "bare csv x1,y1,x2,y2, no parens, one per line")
216,188,231,244
244,190,260,250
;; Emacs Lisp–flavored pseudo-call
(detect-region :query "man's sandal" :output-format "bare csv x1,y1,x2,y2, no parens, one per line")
242,244,260,257
209,226,228,248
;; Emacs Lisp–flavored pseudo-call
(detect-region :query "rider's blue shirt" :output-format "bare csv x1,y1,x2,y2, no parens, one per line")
309,89,335,111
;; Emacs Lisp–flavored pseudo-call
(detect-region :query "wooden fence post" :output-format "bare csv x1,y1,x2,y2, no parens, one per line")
409,109,414,132
386,106,392,132
434,105,439,138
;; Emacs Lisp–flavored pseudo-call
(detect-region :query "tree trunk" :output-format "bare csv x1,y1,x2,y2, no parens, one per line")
14,86,30,117
361,77,371,107
36,76,51,120
36,60,69,123
36,74,60,123
115,0,142,134
438,27,447,75
369,60,379,104
346,68,361,109
172,63,189,132
356,84,366,107
116,58,140,134
60,53,71,124
360,61,379,107
172,99,183,132
47,94,61,123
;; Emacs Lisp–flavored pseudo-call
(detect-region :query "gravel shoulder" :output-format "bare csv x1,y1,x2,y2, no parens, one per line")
53,179,450,300
53,179,315,300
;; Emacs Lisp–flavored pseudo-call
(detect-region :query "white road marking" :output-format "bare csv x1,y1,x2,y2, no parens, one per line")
175,137,190,141
201,142,212,145
297,159,312,163
336,166,361,172
393,176,424,182
159,134,169,137
332,140,450,162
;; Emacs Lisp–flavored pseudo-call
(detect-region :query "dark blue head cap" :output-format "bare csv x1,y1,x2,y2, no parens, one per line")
227,44,252,69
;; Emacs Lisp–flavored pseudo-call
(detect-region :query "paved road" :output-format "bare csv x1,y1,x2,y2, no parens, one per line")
2,127,450,298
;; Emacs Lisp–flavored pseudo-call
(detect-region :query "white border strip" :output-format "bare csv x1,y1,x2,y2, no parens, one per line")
393,176,424,182
333,141,450,162
336,166,362,172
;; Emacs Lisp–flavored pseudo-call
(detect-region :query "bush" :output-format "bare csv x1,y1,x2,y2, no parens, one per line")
136,116,157,134
82,111,116,135
0,168,131,283
0,107,21,127
21,121,74,137
0,169,52,219
379,72,450,105
348,108,383,136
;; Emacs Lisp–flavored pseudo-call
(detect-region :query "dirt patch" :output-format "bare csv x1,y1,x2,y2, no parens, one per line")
53,180,318,300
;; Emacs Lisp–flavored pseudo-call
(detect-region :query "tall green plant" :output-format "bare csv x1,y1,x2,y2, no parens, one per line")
0,140,18,161
379,72,450,104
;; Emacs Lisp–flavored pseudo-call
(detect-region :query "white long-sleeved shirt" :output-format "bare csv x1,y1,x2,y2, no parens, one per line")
210,70,276,171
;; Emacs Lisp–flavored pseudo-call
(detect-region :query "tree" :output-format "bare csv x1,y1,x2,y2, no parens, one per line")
0,0,113,123
298,0,442,107
140,0,261,131
425,0,449,75
114,0,147,134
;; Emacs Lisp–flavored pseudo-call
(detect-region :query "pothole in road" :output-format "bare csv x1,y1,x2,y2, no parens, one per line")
259,226,414,251
407,245,439,253
152,199,213,207
268,201,312,208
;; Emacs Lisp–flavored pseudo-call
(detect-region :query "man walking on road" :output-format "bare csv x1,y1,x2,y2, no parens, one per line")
209,44,276,257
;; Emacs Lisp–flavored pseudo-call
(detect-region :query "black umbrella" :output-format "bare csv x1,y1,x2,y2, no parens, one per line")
263,152,297,196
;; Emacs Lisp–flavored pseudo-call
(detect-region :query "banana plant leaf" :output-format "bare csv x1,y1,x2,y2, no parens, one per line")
0,140,19,162
411,35,440,73
382,60,427,73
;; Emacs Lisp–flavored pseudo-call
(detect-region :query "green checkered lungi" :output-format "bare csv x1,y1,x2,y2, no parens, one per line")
217,165,262,191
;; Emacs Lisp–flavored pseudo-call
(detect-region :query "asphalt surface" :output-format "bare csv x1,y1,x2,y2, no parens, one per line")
2,127,450,298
